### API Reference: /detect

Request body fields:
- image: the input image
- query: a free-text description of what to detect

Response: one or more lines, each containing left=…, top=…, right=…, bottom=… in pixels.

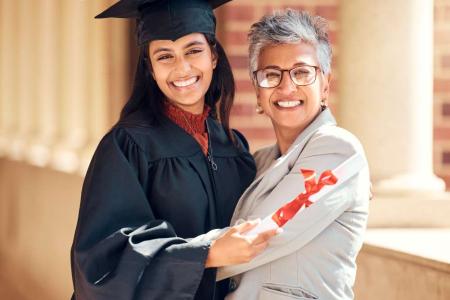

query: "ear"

left=321, top=72, right=331, bottom=100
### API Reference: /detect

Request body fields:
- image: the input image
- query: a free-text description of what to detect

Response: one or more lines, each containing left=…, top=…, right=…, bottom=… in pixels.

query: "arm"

left=72, top=128, right=215, bottom=299
left=71, top=128, right=275, bottom=299
left=217, top=131, right=369, bottom=280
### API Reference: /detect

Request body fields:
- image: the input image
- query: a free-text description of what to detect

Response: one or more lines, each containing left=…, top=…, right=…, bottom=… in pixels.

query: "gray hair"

left=248, top=9, right=332, bottom=76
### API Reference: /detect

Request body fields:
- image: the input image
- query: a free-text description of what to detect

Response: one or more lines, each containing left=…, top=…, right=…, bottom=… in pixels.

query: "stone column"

left=77, top=0, right=133, bottom=175
left=0, top=0, right=18, bottom=157
left=79, top=0, right=113, bottom=175
left=7, top=0, right=37, bottom=161
left=338, top=0, right=445, bottom=195
left=51, top=0, right=89, bottom=173
left=27, top=0, right=59, bottom=167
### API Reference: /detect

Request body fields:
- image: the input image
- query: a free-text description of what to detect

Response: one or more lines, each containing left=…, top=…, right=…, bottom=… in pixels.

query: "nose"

left=277, top=70, right=297, bottom=93
left=174, top=57, right=191, bottom=74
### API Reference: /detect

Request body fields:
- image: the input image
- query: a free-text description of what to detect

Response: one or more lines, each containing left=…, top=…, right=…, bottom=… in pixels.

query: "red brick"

left=331, top=55, right=338, bottom=69
left=330, top=83, right=338, bottom=94
left=315, top=5, right=338, bottom=21
left=434, top=79, right=450, bottom=93
left=225, top=31, right=248, bottom=45
left=282, top=5, right=309, bottom=11
left=240, top=127, right=276, bottom=140
left=236, top=79, right=254, bottom=92
left=443, top=103, right=450, bottom=117
left=231, top=103, right=256, bottom=117
left=441, top=55, right=450, bottom=69
left=434, top=5, right=450, bottom=23
left=225, top=6, right=254, bottom=21
left=328, top=30, right=338, bottom=46
left=443, top=152, right=450, bottom=164
left=229, top=55, right=249, bottom=69
left=434, top=30, right=450, bottom=45
left=329, top=76, right=337, bottom=88
left=434, top=127, right=450, bottom=140
left=263, top=5, right=310, bottom=14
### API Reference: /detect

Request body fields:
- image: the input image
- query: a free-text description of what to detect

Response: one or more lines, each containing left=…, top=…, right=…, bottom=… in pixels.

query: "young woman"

left=70, top=1, right=276, bottom=299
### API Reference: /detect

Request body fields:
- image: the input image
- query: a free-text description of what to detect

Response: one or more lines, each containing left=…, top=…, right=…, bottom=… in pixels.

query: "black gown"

left=70, top=110, right=256, bottom=300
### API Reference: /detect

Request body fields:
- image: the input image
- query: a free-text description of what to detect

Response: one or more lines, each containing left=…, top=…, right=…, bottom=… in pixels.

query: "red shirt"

left=164, top=102, right=210, bottom=155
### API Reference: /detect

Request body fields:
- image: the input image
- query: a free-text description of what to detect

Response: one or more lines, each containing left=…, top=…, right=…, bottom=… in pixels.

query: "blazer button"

left=229, top=279, right=237, bottom=291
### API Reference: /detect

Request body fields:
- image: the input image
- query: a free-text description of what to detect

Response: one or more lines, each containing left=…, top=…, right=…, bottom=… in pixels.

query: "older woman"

left=216, top=9, right=371, bottom=300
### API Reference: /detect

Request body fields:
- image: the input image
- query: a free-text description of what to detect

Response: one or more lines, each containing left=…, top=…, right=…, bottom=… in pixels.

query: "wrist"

left=205, top=240, right=216, bottom=268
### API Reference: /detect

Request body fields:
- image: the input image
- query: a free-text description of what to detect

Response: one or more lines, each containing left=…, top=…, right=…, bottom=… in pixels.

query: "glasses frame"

left=253, top=64, right=321, bottom=88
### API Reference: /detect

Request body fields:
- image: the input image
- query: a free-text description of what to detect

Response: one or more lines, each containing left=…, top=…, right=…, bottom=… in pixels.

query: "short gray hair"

left=248, top=9, right=332, bottom=76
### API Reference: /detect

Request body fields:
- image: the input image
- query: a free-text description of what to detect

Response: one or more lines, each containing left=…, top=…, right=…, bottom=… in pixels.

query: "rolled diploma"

left=244, top=153, right=365, bottom=236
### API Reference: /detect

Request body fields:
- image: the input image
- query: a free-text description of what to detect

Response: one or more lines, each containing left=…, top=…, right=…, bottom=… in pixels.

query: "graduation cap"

left=96, top=0, right=231, bottom=45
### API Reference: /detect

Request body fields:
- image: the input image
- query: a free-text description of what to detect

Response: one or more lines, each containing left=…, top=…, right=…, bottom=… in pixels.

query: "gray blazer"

left=217, top=109, right=370, bottom=300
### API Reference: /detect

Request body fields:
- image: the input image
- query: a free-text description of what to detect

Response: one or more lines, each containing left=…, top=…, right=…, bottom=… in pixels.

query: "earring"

left=256, top=103, right=264, bottom=114
left=320, top=100, right=328, bottom=111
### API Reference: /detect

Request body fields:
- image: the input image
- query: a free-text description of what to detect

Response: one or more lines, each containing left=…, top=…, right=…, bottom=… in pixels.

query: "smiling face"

left=149, top=33, right=217, bottom=114
left=255, top=42, right=330, bottom=135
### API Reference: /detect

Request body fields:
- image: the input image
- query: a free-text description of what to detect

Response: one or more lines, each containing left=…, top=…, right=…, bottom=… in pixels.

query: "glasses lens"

left=290, top=66, right=316, bottom=85
left=256, top=69, right=282, bottom=88
left=290, top=66, right=316, bottom=86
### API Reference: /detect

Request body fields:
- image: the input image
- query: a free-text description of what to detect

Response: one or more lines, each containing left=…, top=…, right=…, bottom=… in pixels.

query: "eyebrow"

left=152, top=40, right=206, bottom=56
left=152, top=47, right=172, bottom=55
left=183, top=40, right=206, bottom=49
left=262, top=62, right=311, bottom=69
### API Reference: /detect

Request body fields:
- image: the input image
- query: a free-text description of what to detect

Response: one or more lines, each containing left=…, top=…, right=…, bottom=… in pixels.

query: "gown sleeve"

left=71, top=127, right=212, bottom=300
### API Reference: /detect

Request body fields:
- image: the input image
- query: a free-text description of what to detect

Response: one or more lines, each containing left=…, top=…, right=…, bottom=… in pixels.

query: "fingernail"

left=276, top=227, right=284, bottom=234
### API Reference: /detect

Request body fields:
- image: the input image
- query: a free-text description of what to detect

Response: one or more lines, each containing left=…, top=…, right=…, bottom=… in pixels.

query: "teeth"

left=173, top=77, right=198, bottom=87
left=276, top=100, right=302, bottom=108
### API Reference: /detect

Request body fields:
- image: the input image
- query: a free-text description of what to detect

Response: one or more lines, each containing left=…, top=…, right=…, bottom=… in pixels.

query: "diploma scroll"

left=244, top=153, right=365, bottom=236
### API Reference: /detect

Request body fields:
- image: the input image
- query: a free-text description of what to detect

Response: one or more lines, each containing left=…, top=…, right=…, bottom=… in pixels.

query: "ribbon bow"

left=271, top=169, right=338, bottom=227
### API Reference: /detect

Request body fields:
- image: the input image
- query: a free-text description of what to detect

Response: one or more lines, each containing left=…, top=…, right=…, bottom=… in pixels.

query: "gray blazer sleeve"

left=217, top=128, right=369, bottom=280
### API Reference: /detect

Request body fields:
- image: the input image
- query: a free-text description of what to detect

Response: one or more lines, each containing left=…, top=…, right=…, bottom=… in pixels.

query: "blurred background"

left=0, top=0, right=449, bottom=299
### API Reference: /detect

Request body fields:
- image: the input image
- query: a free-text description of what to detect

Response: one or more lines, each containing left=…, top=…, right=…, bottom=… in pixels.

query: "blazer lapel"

left=231, top=109, right=337, bottom=223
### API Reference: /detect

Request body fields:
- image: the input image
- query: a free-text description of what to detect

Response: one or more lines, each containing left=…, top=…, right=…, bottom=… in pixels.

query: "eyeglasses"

left=253, top=64, right=320, bottom=88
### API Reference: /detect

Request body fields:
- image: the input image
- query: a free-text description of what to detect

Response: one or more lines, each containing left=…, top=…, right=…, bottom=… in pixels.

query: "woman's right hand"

left=205, top=220, right=279, bottom=268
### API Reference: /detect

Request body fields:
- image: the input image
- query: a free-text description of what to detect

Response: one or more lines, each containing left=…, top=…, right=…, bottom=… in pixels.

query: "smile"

left=171, top=76, right=199, bottom=88
left=274, top=100, right=304, bottom=108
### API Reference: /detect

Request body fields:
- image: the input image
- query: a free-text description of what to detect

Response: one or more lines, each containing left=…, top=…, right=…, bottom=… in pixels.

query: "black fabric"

left=95, top=0, right=232, bottom=45
left=71, top=111, right=256, bottom=300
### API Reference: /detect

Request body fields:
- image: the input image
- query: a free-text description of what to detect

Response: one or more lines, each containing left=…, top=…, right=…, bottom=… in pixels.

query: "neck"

left=273, top=125, right=302, bottom=156
left=166, top=98, right=205, bottom=115
left=274, top=108, right=324, bottom=155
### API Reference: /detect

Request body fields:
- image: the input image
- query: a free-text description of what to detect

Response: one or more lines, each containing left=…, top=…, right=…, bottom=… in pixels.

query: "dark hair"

left=118, top=34, right=236, bottom=143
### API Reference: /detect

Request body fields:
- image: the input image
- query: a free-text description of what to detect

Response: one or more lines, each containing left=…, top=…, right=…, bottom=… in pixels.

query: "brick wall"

left=434, top=0, right=450, bottom=190
left=216, top=0, right=339, bottom=151
left=218, top=0, right=450, bottom=190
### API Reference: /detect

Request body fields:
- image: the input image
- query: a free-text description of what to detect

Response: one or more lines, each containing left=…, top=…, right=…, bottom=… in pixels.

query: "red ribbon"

left=271, top=169, right=338, bottom=227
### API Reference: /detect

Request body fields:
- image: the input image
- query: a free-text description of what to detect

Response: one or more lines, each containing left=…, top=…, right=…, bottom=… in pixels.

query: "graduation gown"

left=70, top=110, right=256, bottom=300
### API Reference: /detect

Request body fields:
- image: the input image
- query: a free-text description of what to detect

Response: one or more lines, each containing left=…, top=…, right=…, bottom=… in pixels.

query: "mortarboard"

left=96, top=0, right=231, bottom=45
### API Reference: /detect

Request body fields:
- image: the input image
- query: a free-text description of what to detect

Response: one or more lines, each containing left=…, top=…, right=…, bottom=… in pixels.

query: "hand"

left=205, top=219, right=279, bottom=268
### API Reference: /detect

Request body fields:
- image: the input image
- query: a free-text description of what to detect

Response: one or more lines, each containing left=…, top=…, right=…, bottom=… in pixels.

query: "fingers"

left=233, top=219, right=261, bottom=234
left=250, top=228, right=279, bottom=245
left=252, top=241, right=268, bottom=256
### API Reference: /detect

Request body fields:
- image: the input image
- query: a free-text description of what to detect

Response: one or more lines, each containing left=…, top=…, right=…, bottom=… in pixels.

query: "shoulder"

left=300, top=125, right=370, bottom=194
left=93, top=126, right=149, bottom=161
left=304, top=125, right=365, bottom=157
